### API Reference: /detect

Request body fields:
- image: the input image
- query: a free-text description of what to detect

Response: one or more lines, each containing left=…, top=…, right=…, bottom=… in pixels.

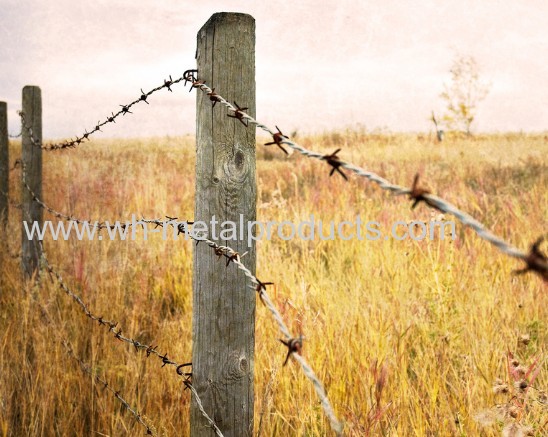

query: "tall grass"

left=0, top=132, right=546, bottom=436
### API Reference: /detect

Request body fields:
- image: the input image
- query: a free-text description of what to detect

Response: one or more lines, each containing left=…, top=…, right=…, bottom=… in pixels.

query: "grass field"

left=0, top=131, right=546, bottom=436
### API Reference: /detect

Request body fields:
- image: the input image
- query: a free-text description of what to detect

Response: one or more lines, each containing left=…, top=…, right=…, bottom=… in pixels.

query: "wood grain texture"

left=192, top=13, right=256, bottom=437
left=21, top=86, right=42, bottom=279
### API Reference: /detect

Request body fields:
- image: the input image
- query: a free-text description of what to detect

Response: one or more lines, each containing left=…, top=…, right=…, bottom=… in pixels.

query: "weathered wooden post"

left=0, top=102, right=8, bottom=226
left=21, top=86, right=42, bottom=279
left=192, top=13, right=256, bottom=436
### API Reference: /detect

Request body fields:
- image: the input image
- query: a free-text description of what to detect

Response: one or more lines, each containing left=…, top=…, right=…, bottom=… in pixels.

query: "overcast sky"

left=1, top=0, right=547, bottom=138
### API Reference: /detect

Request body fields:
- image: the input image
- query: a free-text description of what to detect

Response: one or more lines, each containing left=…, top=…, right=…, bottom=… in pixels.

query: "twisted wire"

left=18, top=75, right=186, bottom=151
left=38, top=244, right=191, bottom=376
left=191, top=78, right=531, bottom=264
left=140, top=218, right=344, bottom=435
left=38, top=305, right=158, bottom=435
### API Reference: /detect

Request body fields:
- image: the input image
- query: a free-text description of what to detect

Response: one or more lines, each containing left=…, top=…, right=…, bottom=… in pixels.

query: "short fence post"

left=0, top=102, right=8, bottom=227
left=192, top=13, right=256, bottom=436
left=21, top=86, right=42, bottom=279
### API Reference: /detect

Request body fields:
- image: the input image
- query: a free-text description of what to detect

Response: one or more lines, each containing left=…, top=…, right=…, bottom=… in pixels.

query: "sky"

left=1, top=0, right=547, bottom=139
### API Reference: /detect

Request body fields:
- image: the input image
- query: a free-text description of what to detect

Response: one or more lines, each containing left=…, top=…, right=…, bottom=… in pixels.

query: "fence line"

left=38, top=305, right=159, bottom=436
left=10, top=63, right=545, bottom=430
left=16, top=164, right=343, bottom=433
left=37, top=241, right=226, bottom=434
left=18, top=75, right=187, bottom=151
left=16, top=170, right=343, bottom=434
left=12, top=69, right=546, bottom=280
left=184, top=70, right=546, bottom=282
left=142, top=220, right=345, bottom=435
left=2, top=48, right=545, bottom=435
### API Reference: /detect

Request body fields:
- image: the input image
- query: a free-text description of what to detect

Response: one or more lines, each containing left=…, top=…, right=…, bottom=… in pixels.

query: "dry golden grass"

left=0, top=131, right=546, bottom=436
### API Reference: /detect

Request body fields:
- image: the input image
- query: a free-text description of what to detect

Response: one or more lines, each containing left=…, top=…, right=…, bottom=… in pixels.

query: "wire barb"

left=513, top=236, right=548, bottom=282
left=255, top=279, right=274, bottom=305
left=264, top=126, right=289, bottom=155
left=207, top=88, right=222, bottom=108
left=227, top=102, right=249, bottom=127
left=321, top=148, right=348, bottom=180
left=279, top=336, right=303, bottom=367
left=18, top=74, right=186, bottom=151
left=407, top=173, right=438, bottom=210
left=189, top=76, right=538, bottom=281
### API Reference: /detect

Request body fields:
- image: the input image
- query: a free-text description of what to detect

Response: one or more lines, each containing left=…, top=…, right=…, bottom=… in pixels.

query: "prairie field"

left=0, top=131, right=546, bottom=436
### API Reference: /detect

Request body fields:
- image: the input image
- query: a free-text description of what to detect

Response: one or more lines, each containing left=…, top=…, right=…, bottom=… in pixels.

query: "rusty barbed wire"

left=141, top=214, right=344, bottom=435
left=9, top=131, right=22, bottom=139
left=65, top=343, right=158, bottom=436
left=36, top=242, right=225, bottom=435
left=17, top=161, right=200, bottom=241
left=17, top=177, right=342, bottom=430
left=186, top=70, right=546, bottom=280
left=209, top=240, right=344, bottom=434
left=18, top=75, right=186, bottom=151
left=37, top=244, right=192, bottom=378
left=37, top=305, right=158, bottom=436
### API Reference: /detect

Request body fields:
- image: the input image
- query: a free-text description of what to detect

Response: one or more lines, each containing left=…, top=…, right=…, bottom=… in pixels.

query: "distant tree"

left=430, top=111, right=444, bottom=142
left=440, top=54, right=490, bottom=135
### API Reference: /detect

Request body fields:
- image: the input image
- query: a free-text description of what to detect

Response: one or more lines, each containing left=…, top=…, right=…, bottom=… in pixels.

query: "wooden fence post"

left=0, top=102, right=8, bottom=226
left=192, top=13, right=256, bottom=436
left=21, top=86, right=42, bottom=279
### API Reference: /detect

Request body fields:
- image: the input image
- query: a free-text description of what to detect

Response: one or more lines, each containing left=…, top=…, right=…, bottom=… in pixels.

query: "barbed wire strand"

left=38, top=305, right=158, bottom=436
left=37, top=244, right=191, bottom=377
left=22, top=213, right=169, bottom=436
left=18, top=75, right=185, bottom=151
left=17, top=200, right=219, bottom=435
left=139, top=219, right=344, bottom=435
left=17, top=163, right=349, bottom=434
left=188, top=74, right=535, bottom=269
left=35, top=241, right=223, bottom=435
left=9, top=131, right=22, bottom=139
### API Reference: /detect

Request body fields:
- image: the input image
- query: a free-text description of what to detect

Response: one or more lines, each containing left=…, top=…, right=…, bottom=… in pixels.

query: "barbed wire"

left=38, top=243, right=192, bottom=378
left=10, top=187, right=223, bottom=437
left=65, top=343, right=158, bottom=435
left=184, top=69, right=547, bottom=282
left=38, top=305, right=158, bottom=436
left=18, top=75, right=186, bottom=151
left=16, top=160, right=154, bottom=231
left=9, top=131, right=22, bottom=139
left=137, top=217, right=344, bottom=435
left=36, top=243, right=223, bottom=434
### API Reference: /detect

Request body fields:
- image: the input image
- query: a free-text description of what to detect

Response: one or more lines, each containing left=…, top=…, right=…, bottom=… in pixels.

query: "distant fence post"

left=192, top=13, right=256, bottom=436
left=21, top=86, right=42, bottom=279
left=0, top=102, right=8, bottom=226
